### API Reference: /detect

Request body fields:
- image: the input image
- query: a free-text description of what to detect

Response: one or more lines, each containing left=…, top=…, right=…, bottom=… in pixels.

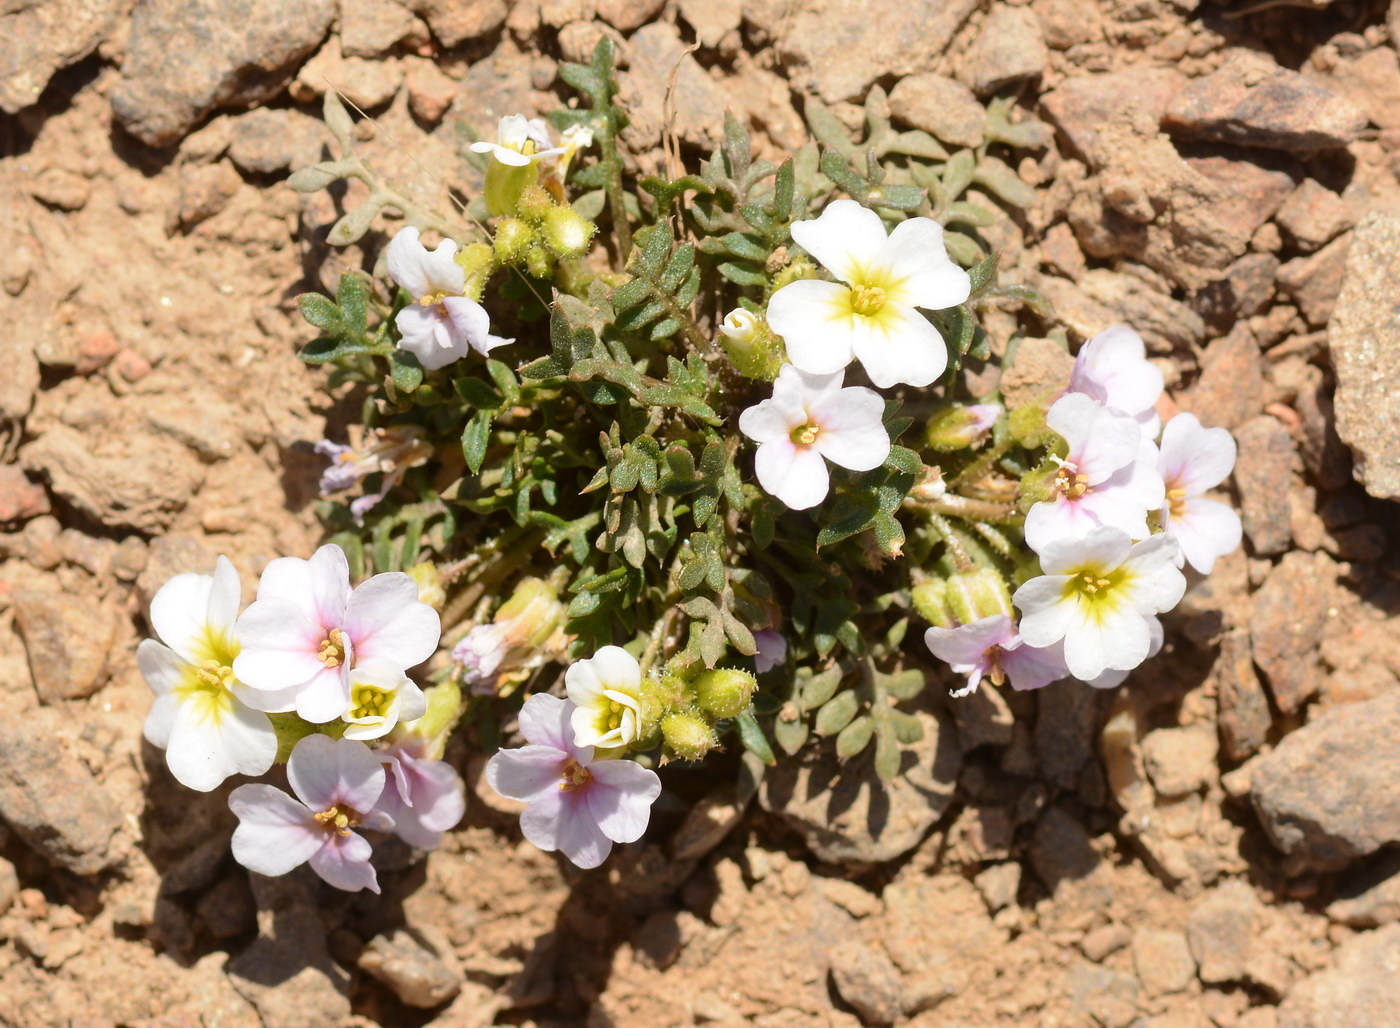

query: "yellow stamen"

left=349, top=684, right=390, bottom=721
left=314, top=804, right=359, bottom=836
left=559, top=758, right=593, bottom=792
left=418, top=291, right=450, bottom=307
left=317, top=629, right=347, bottom=668
left=1167, top=485, right=1188, bottom=519
left=791, top=422, right=821, bottom=446
left=850, top=284, right=887, bottom=317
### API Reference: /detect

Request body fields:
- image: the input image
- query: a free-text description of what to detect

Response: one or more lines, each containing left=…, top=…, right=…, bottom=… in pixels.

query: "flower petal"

left=208, top=556, right=243, bottom=641
left=144, top=692, right=179, bottom=750
left=387, top=225, right=463, bottom=299
left=150, top=571, right=220, bottom=665
left=486, top=745, right=568, bottom=800
left=811, top=385, right=890, bottom=471
left=1035, top=525, right=1132, bottom=577
left=1117, top=533, right=1187, bottom=613
left=1000, top=640, right=1069, bottom=692
left=165, top=698, right=277, bottom=792
left=1170, top=496, right=1242, bottom=575
left=790, top=198, right=892, bottom=283
left=1012, top=575, right=1078, bottom=647
left=1063, top=602, right=1150, bottom=681
left=585, top=760, right=662, bottom=844
left=849, top=302, right=949, bottom=388
left=232, top=599, right=327, bottom=691
left=1160, top=413, right=1237, bottom=494
left=738, top=396, right=806, bottom=445
left=287, top=734, right=385, bottom=813
left=1069, top=325, right=1163, bottom=418
left=229, top=784, right=323, bottom=876
left=925, top=615, right=1015, bottom=668
left=766, top=280, right=858, bottom=375
left=442, top=296, right=513, bottom=357
left=878, top=217, right=971, bottom=311
left=309, top=832, right=379, bottom=893
left=344, top=573, right=440, bottom=670
left=138, top=639, right=184, bottom=698
left=754, top=439, right=830, bottom=510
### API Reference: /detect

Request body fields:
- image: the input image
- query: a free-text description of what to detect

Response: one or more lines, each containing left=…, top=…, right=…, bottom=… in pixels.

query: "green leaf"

left=800, top=666, right=843, bottom=712
left=814, top=690, right=860, bottom=737
left=873, top=718, right=902, bottom=781
left=462, top=409, right=491, bottom=474
left=881, top=669, right=925, bottom=701
left=774, top=714, right=810, bottom=756
left=735, top=710, right=775, bottom=766
left=835, top=715, right=874, bottom=759
left=389, top=350, right=424, bottom=393
left=455, top=376, right=503, bottom=409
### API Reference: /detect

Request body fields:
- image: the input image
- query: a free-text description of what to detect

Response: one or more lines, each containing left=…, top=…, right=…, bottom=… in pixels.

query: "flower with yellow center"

left=564, top=645, right=645, bottom=749
left=138, top=556, right=277, bottom=792
left=341, top=660, right=426, bottom=741
left=1013, top=528, right=1185, bottom=682
left=765, top=199, right=971, bottom=388
left=1156, top=413, right=1242, bottom=574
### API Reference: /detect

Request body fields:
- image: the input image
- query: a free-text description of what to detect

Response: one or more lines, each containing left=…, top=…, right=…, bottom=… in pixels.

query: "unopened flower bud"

left=693, top=668, right=757, bottom=720
left=1017, top=456, right=1062, bottom=511
left=541, top=206, right=596, bottom=258
left=1009, top=404, right=1056, bottom=449
left=718, top=308, right=785, bottom=380
left=945, top=567, right=1014, bottom=625
left=639, top=668, right=693, bottom=737
left=925, top=404, right=1001, bottom=452
left=771, top=256, right=817, bottom=292
left=523, top=245, right=553, bottom=279
left=493, top=217, right=534, bottom=264
left=911, top=578, right=957, bottom=628
left=454, top=242, right=495, bottom=301
left=406, top=562, right=446, bottom=610
left=661, top=710, right=718, bottom=762
left=516, top=183, right=555, bottom=223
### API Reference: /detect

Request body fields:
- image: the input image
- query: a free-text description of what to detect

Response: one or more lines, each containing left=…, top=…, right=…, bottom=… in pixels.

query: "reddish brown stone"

left=1250, top=551, right=1334, bottom=715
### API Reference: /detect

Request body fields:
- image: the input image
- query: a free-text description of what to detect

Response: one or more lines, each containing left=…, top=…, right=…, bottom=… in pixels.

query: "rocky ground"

left=3, top=0, right=1400, bottom=1025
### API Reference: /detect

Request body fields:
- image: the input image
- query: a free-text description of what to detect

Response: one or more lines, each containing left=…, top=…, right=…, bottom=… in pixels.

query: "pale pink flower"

left=374, top=739, right=466, bottom=850
left=233, top=544, right=440, bottom=724
left=738, top=364, right=891, bottom=510
left=388, top=226, right=512, bottom=371
left=753, top=629, right=788, bottom=674
left=1014, top=528, right=1186, bottom=682
left=924, top=614, right=1069, bottom=697
left=228, top=735, right=393, bottom=894
left=315, top=425, right=433, bottom=522
left=1024, top=393, right=1164, bottom=553
left=485, top=694, right=661, bottom=870
left=1158, top=413, right=1242, bottom=574
left=766, top=199, right=970, bottom=388
left=1069, top=325, right=1164, bottom=437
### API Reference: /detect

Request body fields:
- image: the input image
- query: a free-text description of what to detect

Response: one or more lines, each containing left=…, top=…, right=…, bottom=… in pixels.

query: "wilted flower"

left=229, top=734, right=393, bottom=893
left=1013, top=528, right=1186, bottom=682
left=564, top=645, right=644, bottom=749
left=315, top=425, right=433, bottom=522
left=1069, top=325, right=1164, bottom=437
left=1158, top=413, right=1242, bottom=575
left=924, top=614, right=1068, bottom=697
left=233, top=544, right=440, bottom=724
left=451, top=577, right=569, bottom=694
left=766, top=199, right=970, bottom=388
left=738, top=364, right=890, bottom=510
left=341, top=660, right=426, bottom=741
left=374, top=738, right=466, bottom=850
left=485, top=694, right=662, bottom=869
left=1024, top=393, right=1163, bottom=553
left=139, top=556, right=277, bottom=792
left=752, top=629, right=788, bottom=673
left=387, top=226, right=513, bottom=370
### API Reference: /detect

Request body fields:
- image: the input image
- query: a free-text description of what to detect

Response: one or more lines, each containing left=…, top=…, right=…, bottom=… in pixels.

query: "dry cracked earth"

left=4, top=0, right=1400, bottom=1025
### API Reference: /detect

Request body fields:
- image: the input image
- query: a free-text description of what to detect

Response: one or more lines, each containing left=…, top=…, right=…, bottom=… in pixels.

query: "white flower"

left=1069, top=325, right=1164, bottom=437
left=1086, top=616, right=1164, bottom=689
left=1024, top=393, right=1164, bottom=553
left=554, top=123, right=594, bottom=179
left=738, top=364, right=891, bottom=510
left=341, top=659, right=427, bottom=741
left=1158, top=413, right=1243, bottom=574
left=387, top=226, right=513, bottom=371
left=564, top=646, right=644, bottom=749
left=719, top=308, right=758, bottom=347
left=1013, top=528, right=1186, bottom=682
left=469, top=115, right=564, bottom=167
left=924, top=614, right=1068, bottom=697
left=765, top=199, right=970, bottom=388
left=138, top=556, right=277, bottom=792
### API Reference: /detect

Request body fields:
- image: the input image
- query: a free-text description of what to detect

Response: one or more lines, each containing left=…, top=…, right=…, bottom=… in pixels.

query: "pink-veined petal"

left=849, top=302, right=949, bottom=388
left=287, top=734, right=385, bottom=813
left=344, top=573, right=440, bottom=670
left=1047, top=394, right=1140, bottom=484
left=1000, top=639, right=1069, bottom=691
left=585, top=760, right=662, bottom=844
left=754, top=439, right=830, bottom=510
left=767, top=280, right=858, bottom=375
left=486, top=745, right=568, bottom=801
left=228, top=784, right=323, bottom=876
left=811, top=385, right=890, bottom=471
left=516, top=693, right=584, bottom=755
left=1070, top=325, right=1162, bottom=418
left=309, top=831, right=379, bottom=893
left=1023, top=495, right=1108, bottom=554
left=878, top=217, right=971, bottom=311
left=790, top=198, right=892, bottom=283
left=1160, top=413, right=1237, bottom=494
left=924, top=615, right=1017, bottom=668
left=231, top=598, right=327, bottom=691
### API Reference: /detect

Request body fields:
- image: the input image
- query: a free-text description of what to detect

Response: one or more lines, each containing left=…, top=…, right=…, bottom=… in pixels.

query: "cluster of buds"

left=138, top=546, right=465, bottom=893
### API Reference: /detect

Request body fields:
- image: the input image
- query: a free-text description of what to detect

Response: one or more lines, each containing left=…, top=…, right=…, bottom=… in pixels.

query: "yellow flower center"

left=317, top=628, right=347, bottom=668
left=1166, top=485, right=1188, bottom=519
left=418, top=291, right=450, bottom=307
left=850, top=284, right=887, bottom=317
left=559, top=758, right=593, bottom=792
left=195, top=660, right=236, bottom=691
left=790, top=422, right=821, bottom=446
left=1055, top=464, right=1092, bottom=500
left=314, top=804, right=359, bottom=836
left=349, top=683, right=391, bottom=721
left=1077, top=573, right=1113, bottom=595
left=986, top=648, right=1005, bottom=687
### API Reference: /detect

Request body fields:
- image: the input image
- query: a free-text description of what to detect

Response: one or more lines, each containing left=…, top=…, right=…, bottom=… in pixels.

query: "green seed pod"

left=523, top=245, right=553, bottom=279
left=639, top=668, right=692, bottom=737
left=516, top=183, right=555, bottom=223
left=661, top=710, right=718, bottom=762
left=693, top=668, right=757, bottom=720
left=911, top=578, right=957, bottom=628
left=541, top=206, right=597, bottom=258
left=945, top=567, right=1014, bottom=624
left=492, top=217, right=534, bottom=264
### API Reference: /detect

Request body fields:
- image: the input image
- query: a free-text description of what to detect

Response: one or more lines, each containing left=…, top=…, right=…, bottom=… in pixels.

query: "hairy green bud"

left=693, top=668, right=757, bottom=720
left=493, top=217, right=534, bottom=264
left=454, top=242, right=495, bottom=302
left=523, top=245, right=553, bottom=279
left=541, top=206, right=597, bottom=259
left=639, top=669, right=693, bottom=737
left=1018, top=456, right=1062, bottom=512
left=394, top=678, right=463, bottom=760
left=1009, top=405, right=1056, bottom=449
left=516, top=183, right=555, bottom=223
left=911, top=578, right=956, bottom=628
left=925, top=404, right=1001, bottom=452
left=945, top=567, right=1013, bottom=625
left=718, top=308, right=785, bottom=381
left=771, top=256, right=816, bottom=292
left=661, top=710, right=718, bottom=762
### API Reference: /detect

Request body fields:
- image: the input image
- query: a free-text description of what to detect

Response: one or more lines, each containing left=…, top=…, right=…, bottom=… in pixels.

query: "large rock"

left=358, top=928, right=463, bottom=1008
left=776, top=0, right=979, bottom=103
left=111, top=0, right=335, bottom=147
left=889, top=73, right=986, bottom=149
left=0, top=715, right=122, bottom=874
left=1250, top=551, right=1331, bottom=714
left=12, top=588, right=119, bottom=703
left=1327, top=851, right=1400, bottom=928
left=1329, top=212, right=1400, bottom=501
left=759, top=707, right=961, bottom=864
left=1232, top=415, right=1296, bottom=557
left=1250, top=692, right=1400, bottom=868
left=1179, top=323, right=1268, bottom=431
left=956, top=3, right=1047, bottom=97
left=1278, top=924, right=1400, bottom=1028
left=0, top=0, right=126, bottom=114
left=1041, top=68, right=1187, bottom=167
left=1187, top=880, right=1257, bottom=984
left=1163, top=49, right=1367, bottom=151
